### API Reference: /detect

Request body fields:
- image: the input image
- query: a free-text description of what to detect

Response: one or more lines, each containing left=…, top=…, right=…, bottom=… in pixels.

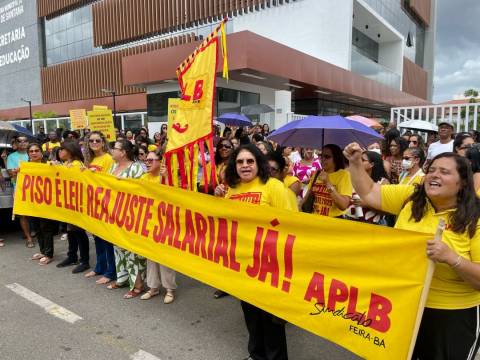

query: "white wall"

left=231, top=0, right=354, bottom=70
left=378, top=40, right=403, bottom=74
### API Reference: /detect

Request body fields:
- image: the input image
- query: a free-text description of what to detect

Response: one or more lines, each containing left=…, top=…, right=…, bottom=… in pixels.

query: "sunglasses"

left=459, top=144, right=472, bottom=150
left=409, top=140, right=417, bottom=144
left=89, top=139, right=102, bottom=143
left=29, top=149, right=40, bottom=153
left=145, top=158, right=160, bottom=163
left=218, top=144, right=232, bottom=150
left=321, top=154, right=332, bottom=159
left=269, top=166, right=280, bottom=173
left=236, top=158, right=255, bottom=165
left=17, top=139, right=28, bottom=143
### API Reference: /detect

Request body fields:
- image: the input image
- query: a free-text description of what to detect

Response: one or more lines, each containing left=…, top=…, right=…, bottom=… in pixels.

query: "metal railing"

left=391, top=103, right=480, bottom=133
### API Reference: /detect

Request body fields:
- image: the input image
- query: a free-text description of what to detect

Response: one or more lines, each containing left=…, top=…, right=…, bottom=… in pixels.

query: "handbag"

left=301, top=170, right=320, bottom=213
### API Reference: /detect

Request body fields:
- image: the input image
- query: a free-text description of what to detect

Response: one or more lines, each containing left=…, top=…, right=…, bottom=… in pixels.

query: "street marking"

left=5, top=283, right=83, bottom=324
left=130, top=350, right=162, bottom=360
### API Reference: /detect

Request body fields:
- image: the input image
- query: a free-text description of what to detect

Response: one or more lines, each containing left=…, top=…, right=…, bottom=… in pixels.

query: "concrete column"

left=274, top=90, right=292, bottom=130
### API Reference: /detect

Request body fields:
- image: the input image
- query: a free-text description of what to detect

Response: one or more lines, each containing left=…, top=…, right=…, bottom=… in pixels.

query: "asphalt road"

left=0, top=219, right=359, bottom=360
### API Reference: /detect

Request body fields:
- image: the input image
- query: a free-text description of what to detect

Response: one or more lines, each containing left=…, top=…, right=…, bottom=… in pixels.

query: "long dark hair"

left=409, top=152, right=480, bottom=237
left=466, top=144, right=480, bottom=173
left=364, top=151, right=387, bottom=182
left=214, top=138, right=234, bottom=164
left=225, top=144, right=270, bottom=188
left=453, top=132, right=474, bottom=153
left=323, top=144, right=345, bottom=171
left=60, top=140, right=84, bottom=162
left=116, top=139, right=136, bottom=161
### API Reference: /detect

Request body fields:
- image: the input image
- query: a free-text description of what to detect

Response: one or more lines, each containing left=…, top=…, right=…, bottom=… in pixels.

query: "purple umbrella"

left=267, top=115, right=383, bottom=148
left=216, top=113, right=252, bottom=127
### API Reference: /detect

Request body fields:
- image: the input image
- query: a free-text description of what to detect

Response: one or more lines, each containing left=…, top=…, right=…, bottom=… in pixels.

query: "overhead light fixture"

left=315, top=90, right=331, bottom=95
left=284, top=83, right=303, bottom=89
left=241, top=72, right=266, bottom=80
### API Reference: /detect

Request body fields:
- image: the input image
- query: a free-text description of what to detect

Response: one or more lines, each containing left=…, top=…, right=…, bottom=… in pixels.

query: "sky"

left=433, top=0, right=480, bottom=103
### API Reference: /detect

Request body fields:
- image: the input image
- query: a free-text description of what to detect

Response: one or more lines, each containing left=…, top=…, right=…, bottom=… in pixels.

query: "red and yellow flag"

left=165, top=19, right=228, bottom=191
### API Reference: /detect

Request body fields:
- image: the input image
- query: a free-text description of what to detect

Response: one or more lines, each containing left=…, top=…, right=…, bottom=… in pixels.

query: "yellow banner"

left=14, top=163, right=433, bottom=360
left=166, top=36, right=218, bottom=152
left=69, top=109, right=87, bottom=130
left=87, top=109, right=115, bottom=141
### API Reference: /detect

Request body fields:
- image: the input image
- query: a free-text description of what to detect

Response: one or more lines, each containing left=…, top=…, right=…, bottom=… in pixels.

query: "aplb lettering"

left=304, top=272, right=392, bottom=333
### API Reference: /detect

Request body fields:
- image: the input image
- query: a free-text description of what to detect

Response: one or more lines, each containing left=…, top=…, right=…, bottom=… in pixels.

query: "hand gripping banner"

left=14, top=163, right=433, bottom=359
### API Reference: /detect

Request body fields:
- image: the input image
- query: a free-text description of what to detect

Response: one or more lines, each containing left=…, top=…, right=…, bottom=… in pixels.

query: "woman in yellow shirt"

left=83, top=132, right=116, bottom=285
left=55, top=141, right=91, bottom=274
left=345, top=142, right=480, bottom=359
left=304, top=144, right=352, bottom=217
left=398, top=147, right=425, bottom=186
left=139, top=149, right=177, bottom=304
left=215, top=144, right=289, bottom=360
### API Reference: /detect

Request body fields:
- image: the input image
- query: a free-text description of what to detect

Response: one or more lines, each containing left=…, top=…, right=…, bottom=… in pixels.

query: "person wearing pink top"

left=292, top=148, right=321, bottom=186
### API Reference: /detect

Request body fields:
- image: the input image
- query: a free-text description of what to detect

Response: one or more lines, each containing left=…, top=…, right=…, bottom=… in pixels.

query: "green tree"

left=461, top=89, right=479, bottom=128
left=33, top=111, right=57, bottom=119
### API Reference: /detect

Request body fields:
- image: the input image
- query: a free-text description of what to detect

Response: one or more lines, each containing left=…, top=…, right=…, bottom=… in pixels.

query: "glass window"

left=124, top=115, right=143, bottom=131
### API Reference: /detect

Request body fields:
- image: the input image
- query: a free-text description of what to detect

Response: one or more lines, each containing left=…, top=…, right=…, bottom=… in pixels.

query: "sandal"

left=124, top=288, right=144, bottom=299
left=26, top=241, right=35, bottom=248
left=39, top=256, right=53, bottom=265
left=140, top=289, right=160, bottom=300
left=164, top=291, right=175, bottom=304
left=31, top=253, right=44, bottom=260
left=0, top=239, right=4, bottom=247
left=107, top=282, right=128, bottom=290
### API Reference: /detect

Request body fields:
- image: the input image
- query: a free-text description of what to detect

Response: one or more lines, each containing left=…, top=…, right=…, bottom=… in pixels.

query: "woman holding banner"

left=28, top=142, right=56, bottom=265
left=345, top=142, right=480, bottom=360
left=139, top=149, right=177, bottom=303
left=55, top=141, right=91, bottom=274
left=215, top=143, right=290, bottom=360
left=107, top=139, right=146, bottom=299
left=83, top=131, right=116, bottom=285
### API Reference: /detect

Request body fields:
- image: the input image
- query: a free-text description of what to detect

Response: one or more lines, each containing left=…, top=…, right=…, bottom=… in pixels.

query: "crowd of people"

left=2, top=119, right=480, bottom=360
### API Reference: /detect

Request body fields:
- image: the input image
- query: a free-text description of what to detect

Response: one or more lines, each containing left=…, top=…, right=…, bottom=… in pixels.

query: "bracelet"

left=451, top=255, right=463, bottom=269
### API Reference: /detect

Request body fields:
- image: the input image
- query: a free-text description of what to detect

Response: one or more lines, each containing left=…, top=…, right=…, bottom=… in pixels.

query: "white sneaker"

left=60, top=233, right=68, bottom=241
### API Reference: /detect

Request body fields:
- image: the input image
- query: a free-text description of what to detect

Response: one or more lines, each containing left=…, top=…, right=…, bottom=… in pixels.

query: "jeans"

left=93, top=236, right=116, bottom=280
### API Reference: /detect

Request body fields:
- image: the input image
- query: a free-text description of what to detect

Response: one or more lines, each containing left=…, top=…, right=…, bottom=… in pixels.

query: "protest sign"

left=14, top=163, right=432, bottom=359
left=69, top=109, right=87, bottom=130
left=87, top=108, right=115, bottom=140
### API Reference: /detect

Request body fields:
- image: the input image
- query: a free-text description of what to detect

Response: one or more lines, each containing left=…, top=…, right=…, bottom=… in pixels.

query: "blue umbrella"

left=216, top=113, right=252, bottom=127
left=267, top=115, right=383, bottom=148
left=12, top=124, right=34, bottom=138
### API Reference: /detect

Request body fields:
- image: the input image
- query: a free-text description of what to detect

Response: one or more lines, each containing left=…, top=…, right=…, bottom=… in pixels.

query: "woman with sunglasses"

left=27, top=143, right=56, bottom=265
left=139, top=149, right=177, bottom=303
left=398, top=147, right=425, bottom=186
left=345, top=142, right=480, bottom=359
left=453, top=132, right=475, bottom=157
left=408, top=134, right=426, bottom=154
left=55, top=141, right=91, bottom=274
left=136, top=145, right=148, bottom=171
left=215, top=143, right=290, bottom=360
left=107, top=139, right=146, bottom=299
left=302, top=144, right=352, bottom=217
left=83, top=132, right=116, bottom=284
left=199, top=139, right=234, bottom=195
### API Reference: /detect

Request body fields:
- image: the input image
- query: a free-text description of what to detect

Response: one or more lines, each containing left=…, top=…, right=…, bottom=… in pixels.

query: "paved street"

left=0, top=222, right=358, bottom=360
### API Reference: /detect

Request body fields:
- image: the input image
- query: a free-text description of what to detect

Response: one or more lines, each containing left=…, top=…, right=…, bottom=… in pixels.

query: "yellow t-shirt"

left=381, top=184, right=480, bottom=309
left=141, top=173, right=161, bottom=184
left=309, top=169, right=352, bottom=217
left=285, top=185, right=298, bottom=212
left=284, top=175, right=300, bottom=189
left=88, top=153, right=114, bottom=173
left=399, top=170, right=425, bottom=185
left=65, top=160, right=83, bottom=169
left=41, top=141, right=61, bottom=152
left=226, top=177, right=289, bottom=210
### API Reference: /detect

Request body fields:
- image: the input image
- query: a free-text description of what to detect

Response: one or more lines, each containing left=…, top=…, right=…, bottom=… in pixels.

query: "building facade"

left=0, top=0, right=435, bottom=132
